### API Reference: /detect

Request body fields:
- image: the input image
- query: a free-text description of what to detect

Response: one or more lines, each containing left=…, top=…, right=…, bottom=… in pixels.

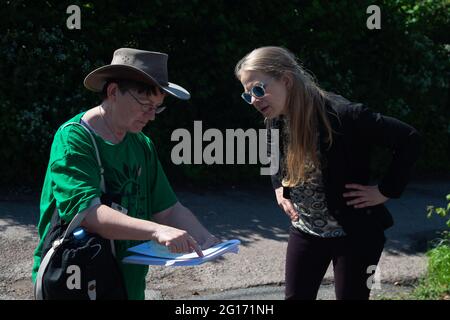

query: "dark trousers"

left=285, top=226, right=385, bottom=300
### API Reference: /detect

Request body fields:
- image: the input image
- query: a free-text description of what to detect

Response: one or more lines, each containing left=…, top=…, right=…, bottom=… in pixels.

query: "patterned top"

left=289, top=153, right=346, bottom=238
left=271, top=117, right=346, bottom=238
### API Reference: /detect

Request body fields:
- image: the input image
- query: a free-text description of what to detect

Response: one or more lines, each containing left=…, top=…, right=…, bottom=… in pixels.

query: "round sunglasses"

left=241, top=82, right=266, bottom=104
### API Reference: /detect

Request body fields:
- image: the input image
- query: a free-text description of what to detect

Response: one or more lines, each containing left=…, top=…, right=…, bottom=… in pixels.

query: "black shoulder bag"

left=34, top=122, right=128, bottom=300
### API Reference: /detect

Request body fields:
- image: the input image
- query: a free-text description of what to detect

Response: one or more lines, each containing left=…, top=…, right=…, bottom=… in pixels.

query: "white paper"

left=122, top=239, right=240, bottom=266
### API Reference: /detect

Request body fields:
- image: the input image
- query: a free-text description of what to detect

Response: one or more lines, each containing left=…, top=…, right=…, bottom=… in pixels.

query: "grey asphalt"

left=0, top=178, right=448, bottom=300
left=145, top=178, right=449, bottom=300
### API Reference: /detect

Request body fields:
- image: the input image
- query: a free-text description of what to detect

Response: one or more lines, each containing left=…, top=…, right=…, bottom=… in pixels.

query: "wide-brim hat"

left=84, top=48, right=190, bottom=100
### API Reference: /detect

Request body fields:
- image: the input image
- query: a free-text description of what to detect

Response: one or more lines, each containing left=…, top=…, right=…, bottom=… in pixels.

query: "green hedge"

left=1, top=0, right=448, bottom=187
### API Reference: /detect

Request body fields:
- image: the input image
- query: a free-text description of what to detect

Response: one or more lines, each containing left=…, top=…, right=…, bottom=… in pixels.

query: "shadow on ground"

left=1, top=180, right=448, bottom=255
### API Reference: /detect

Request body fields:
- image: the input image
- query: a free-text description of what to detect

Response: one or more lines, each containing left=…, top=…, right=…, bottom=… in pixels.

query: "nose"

left=251, top=96, right=263, bottom=106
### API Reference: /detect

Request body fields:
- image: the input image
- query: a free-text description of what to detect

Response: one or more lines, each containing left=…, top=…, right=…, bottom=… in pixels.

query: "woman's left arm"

left=343, top=105, right=421, bottom=207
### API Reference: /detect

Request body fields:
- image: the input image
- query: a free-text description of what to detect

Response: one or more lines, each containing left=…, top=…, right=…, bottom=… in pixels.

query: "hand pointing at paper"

left=152, top=202, right=220, bottom=257
left=152, top=224, right=204, bottom=257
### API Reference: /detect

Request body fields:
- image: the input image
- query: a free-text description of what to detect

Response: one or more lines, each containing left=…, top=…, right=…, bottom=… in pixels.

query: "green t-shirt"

left=32, top=112, right=177, bottom=300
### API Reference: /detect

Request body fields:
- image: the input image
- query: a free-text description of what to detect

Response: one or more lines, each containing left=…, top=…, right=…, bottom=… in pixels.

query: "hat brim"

left=84, top=64, right=190, bottom=100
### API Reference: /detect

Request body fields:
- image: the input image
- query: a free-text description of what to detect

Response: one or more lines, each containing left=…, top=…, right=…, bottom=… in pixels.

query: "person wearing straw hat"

left=32, top=48, right=219, bottom=300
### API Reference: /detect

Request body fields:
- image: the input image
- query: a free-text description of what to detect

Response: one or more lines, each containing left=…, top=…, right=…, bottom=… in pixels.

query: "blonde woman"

left=235, top=46, right=420, bottom=300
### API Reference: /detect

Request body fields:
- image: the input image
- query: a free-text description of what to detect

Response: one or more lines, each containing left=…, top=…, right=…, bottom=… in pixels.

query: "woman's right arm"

left=275, top=186, right=299, bottom=221
left=267, top=118, right=299, bottom=222
left=80, top=204, right=203, bottom=255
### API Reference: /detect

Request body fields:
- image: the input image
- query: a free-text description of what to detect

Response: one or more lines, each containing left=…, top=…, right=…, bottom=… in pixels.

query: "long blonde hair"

left=235, top=46, right=334, bottom=187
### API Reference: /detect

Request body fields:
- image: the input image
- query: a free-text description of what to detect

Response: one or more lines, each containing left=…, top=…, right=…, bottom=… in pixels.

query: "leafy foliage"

left=413, top=194, right=450, bottom=299
left=0, top=0, right=448, bottom=187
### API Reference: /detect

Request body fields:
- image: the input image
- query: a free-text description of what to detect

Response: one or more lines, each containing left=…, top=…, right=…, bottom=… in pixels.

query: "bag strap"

left=34, top=220, right=57, bottom=300
left=70, top=121, right=116, bottom=256
left=34, top=120, right=112, bottom=300
left=59, top=121, right=106, bottom=236
left=63, top=121, right=106, bottom=193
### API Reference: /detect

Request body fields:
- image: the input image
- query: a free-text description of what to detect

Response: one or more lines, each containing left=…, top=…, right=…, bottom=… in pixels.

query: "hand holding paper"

left=122, top=239, right=241, bottom=266
left=152, top=224, right=204, bottom=257
left=199, top=234, right=221, bottom=250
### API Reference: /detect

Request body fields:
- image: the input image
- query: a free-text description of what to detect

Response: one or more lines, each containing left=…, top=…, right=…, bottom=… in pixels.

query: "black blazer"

left=269, top=94, right=421, bottom=235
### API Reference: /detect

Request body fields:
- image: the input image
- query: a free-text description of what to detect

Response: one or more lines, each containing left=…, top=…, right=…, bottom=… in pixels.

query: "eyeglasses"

left=127, top=90, right=166, bottom=114
left=241, top=82, right=266, bottom=104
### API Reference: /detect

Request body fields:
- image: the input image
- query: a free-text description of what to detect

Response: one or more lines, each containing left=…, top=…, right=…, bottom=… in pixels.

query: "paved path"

left=0, top=179, right=448, bottom=300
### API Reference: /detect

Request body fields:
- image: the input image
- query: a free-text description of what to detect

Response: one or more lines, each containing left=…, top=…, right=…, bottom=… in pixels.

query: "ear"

left=107, top=82, right=119, bottom=101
